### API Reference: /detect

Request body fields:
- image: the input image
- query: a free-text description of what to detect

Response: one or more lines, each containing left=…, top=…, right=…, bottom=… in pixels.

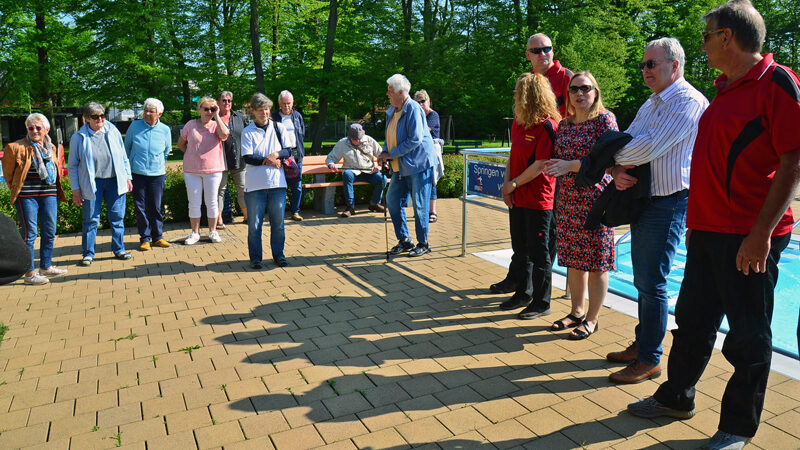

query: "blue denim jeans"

left=342, top=169, right=387, bottom=206
left=132, top=173, right=165, bottom=243
left=631, top=191, right=688, bottom=366
left=245, top=188, right=286, bottom=264
left=15, top=195, right=58, bottom=272
left=287, top=160, right=303, bottom=214
left=82, top=177, right=127, bottom=258
left=387, top=167, right=433, bottom=244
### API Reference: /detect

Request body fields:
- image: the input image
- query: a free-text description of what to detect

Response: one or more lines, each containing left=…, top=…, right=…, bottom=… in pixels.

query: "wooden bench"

left=301, top=155, right=386, bottom=215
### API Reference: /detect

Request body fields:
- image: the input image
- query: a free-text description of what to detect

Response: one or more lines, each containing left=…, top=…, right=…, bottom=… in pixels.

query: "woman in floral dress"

left=544, top=71, right=618, bottom=340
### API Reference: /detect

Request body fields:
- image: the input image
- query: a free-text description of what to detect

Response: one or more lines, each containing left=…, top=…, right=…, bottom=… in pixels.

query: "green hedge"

left=1, top=158, right=467, bottom=234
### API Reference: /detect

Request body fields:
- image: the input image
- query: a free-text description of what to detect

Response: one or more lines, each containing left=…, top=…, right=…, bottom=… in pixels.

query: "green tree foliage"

left=0, top=0, right=798, bottom=141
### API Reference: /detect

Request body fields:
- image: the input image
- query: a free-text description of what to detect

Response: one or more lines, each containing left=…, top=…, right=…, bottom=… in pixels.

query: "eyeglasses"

left=637, top=59, right=666, bottom=71
left=702, top=28, right=726, bottom=42
left=220, top=99, right=232, bottom=103
left=568, top=85, right=595, bottom=94
left=527, top=46, right=552, bottom=55
left=89, top=114, right=105, bottom=120
left=27, top=125, right=43, bottom=131
left=417, top=99, right=427, bottom=104
left=203, top=107, right=218, bottom=113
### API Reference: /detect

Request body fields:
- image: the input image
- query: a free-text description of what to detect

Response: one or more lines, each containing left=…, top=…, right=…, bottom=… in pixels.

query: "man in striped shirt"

left=605, top=38, right=709, bottom=384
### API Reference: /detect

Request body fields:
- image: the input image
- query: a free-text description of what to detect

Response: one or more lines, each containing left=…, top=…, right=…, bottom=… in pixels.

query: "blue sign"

left=467, top=160, right=505, bottom=198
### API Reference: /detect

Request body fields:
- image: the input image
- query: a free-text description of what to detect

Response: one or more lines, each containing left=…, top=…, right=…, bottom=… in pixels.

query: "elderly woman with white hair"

left=379, top=74, right=437, bottom=257
left=2, top=113, right=68, bottom=284
left=69, top=102, right=134, bottom=266
left=124, top=98, right=172, bottom=251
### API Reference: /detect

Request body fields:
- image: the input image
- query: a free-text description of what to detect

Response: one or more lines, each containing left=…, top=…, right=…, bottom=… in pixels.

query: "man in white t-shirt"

left=272, top=90, right=306, bottom=221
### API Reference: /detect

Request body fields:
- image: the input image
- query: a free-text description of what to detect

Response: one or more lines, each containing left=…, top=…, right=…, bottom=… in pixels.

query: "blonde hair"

left=566, top=71, right=607, bottom=122
left=413, top=89, right=431, bottom=106
left=513, top=73, right=562, bottom=128
left=197, top=96, right=218, bottom=111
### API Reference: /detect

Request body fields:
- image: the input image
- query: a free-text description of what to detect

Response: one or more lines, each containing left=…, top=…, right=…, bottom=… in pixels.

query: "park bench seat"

left=301, top=155, right=386, bottom=214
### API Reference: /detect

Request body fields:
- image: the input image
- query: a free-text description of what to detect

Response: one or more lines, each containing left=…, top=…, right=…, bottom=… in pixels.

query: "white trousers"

left=184, top=172, right=224, bottom=219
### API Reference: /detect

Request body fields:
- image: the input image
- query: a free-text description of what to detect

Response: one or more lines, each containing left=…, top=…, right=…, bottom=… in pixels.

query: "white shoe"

left=208, top=230, right=222, bottom=243
left=24, top=273, right=49, bottom=285
left=40, top=266, right=67, bottom=277
left=184, top=232, right=201, bottom=245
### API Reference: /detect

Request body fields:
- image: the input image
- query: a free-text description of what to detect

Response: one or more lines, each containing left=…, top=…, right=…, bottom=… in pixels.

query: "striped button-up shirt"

left=614, top=77, right=709, bottom=196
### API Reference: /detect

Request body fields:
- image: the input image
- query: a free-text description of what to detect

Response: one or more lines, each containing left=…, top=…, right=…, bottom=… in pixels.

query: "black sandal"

left=551, top=313, right=586, bottom=331
left=568, top=320, right=599, bottom=340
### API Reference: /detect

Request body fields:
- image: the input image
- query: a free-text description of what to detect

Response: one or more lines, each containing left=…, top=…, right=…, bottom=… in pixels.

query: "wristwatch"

left=511, top=179, right=517, bottom=189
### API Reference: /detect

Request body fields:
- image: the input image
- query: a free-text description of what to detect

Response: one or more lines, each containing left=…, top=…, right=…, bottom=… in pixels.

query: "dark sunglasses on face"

left=568, top=85, right=595, bottom=94
left=220, top=99, right=232, bottom=103
left=637, top=59, right=666, bottom=71
left=27, top=125, right=43, bottom=131
left=417, top=99, right=427, bottom=104
left=89, top=114, right=105, bottom=120
left=527, top=46, right=552, bottom=55
left=203, top=107, right=218, bottom=113
left=702, top=28, right=726, bottom=42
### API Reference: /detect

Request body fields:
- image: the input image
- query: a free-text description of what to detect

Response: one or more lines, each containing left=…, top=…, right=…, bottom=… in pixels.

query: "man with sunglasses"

left=489, top=33, right=573, bottom=295
left=627, top=1, right=800, bottom=449
left=604, top=38, right=708, bottom=385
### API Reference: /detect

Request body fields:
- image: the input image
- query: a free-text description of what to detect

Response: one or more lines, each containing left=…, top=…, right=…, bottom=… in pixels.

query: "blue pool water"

left=554, top=236, right=800, bottom=359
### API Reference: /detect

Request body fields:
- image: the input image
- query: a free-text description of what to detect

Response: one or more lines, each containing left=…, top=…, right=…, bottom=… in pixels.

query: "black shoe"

left=274, top=257, right=288, bottom=267
left=389, top=239, right=415, bottom=255
left=490, top=278, right=517, bottom=294
left=114, top=251, right=132, bottom=260
left=518, top=306, right=552, bottom=320
left=408, top=243, right=431, bottom=257
left=499, top=294, right=532, bottom=311
left=250, top=262, right=263, bottom=270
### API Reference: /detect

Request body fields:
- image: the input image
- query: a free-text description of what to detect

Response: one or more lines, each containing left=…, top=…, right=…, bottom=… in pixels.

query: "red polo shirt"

left=509, top=117, right=558, bottom=210
left=533, top=60, right=573, bottom=117
left=688, top=54, right=800, bottom=236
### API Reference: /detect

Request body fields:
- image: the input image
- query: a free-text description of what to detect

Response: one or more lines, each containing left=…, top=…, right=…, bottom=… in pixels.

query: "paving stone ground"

left=1, top=197, right=799, bottom=449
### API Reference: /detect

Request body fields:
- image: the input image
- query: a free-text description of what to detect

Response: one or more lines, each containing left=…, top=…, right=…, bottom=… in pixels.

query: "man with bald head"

left=490, top=33, right=573, bottom=297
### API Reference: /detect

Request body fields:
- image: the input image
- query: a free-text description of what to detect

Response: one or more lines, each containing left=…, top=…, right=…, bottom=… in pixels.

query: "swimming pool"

left=554, top=235, right=800, bottom=359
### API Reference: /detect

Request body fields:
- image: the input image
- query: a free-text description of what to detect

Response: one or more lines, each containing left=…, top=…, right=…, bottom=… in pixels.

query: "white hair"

left=386, top=74, right=411, bottom=94
left=143, top=98, right=164, bottom=114
left=645, top=37, right=686, bottom=75
left=278, top=90, right=293, bottom=102
left=25, top=113, right=51, bottom=130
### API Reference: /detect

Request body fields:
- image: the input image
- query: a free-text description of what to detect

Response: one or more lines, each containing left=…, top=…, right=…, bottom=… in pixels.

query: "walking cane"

left=381, top=161, right=392, bottom=262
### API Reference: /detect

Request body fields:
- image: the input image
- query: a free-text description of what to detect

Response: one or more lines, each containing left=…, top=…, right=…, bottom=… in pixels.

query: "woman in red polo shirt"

left=498, top=73, right=561, bottom=320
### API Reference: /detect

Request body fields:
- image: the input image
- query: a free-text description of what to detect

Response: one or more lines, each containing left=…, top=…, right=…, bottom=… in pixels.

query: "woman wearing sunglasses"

left=69, top=103, right=134, bottom=266
left=2, top=114, right=68, bottom=284
left=544, top=72, right=618, bottom=340
left=177, top=96, right=230, bottom=245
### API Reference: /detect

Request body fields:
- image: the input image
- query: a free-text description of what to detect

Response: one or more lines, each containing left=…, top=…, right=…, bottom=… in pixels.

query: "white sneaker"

left=24, top=273, right=49, bottom=285
left=184, top=232, right=201, bottom=245
left=208, top=230, right=222, bottom=243
left=40, top=266, right=67, bottom=278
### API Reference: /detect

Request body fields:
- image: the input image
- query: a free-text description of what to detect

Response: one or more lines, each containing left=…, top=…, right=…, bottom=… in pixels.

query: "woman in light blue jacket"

left=68, top=102, right=133, bottom=266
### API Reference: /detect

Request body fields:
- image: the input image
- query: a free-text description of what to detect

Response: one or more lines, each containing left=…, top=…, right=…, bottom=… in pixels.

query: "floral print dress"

left=553, top=111, right=617, bottom=272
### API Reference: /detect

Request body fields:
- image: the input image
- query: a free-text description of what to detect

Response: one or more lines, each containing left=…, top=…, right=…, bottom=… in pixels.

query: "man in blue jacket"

left=272, top=90, right=305, bottom=221
left=379, top=74, right=437, bottom=257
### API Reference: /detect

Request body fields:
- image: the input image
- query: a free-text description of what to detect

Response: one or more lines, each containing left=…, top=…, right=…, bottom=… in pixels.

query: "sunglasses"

left=568, top=85, right=595, bottom=94
left=417, top=99, right=427, bottom=104
left=27, top=125, right=44, bottom=131
left=203, top=107, right=218, bottom=113
left=220, top=99, right=232, bottom=103
left=527, top=46, right=552, bottom=55
left=89, top=114, right=105, bottom=120
left=637, top=59, right=667, bottom=71
left=702, top=28, right=726, bottom=42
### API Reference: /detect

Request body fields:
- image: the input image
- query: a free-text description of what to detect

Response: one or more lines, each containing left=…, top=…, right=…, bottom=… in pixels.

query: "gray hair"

left=527, top=33, right=552, bottom=46
left=249, top=93, right=273, bottom=110
left=386, top=74, right=411, bottom=95
left=83, top=102, right=105, bottom=118
left=25, top=113, right=51, bottom=130
left=219, top=91, right=233, bottom=100
left=278, top=90, right=293, bottom=102
left=645, top=38, right=686, bottom=75
left=143, top=98, right=164, bottom=114
left=702, top=0, right=765, bottom=53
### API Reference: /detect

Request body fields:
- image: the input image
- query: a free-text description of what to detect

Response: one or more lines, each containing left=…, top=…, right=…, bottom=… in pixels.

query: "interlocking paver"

left=0, top=198, right=798, bottom=449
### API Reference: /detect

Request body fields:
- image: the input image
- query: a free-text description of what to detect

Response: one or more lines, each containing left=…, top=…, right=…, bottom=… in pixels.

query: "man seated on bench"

left=325, top=123, right=387, bottom=218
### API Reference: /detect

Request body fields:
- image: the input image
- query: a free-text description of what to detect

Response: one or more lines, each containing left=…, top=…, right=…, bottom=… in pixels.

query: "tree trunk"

left=271, top=0, right=280, bottom=74
left=250, top=0, right=265, bottom=93
left=310, top=0, right=338, bottom=154
left=526, top=0, right=539, bottom=34
left=34, top=8, right=55, bottom=140
left=169, top=28, right=193, bottom=122
left=513, top=0, right=525, bottom=44
left=400, top=0, right=413, bottom=71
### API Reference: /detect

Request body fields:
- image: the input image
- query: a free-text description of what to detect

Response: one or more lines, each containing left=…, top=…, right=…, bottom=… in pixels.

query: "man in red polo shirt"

left=627, top=1, right=800, bottom=448
left=490, top=33, right=573, bottom=295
